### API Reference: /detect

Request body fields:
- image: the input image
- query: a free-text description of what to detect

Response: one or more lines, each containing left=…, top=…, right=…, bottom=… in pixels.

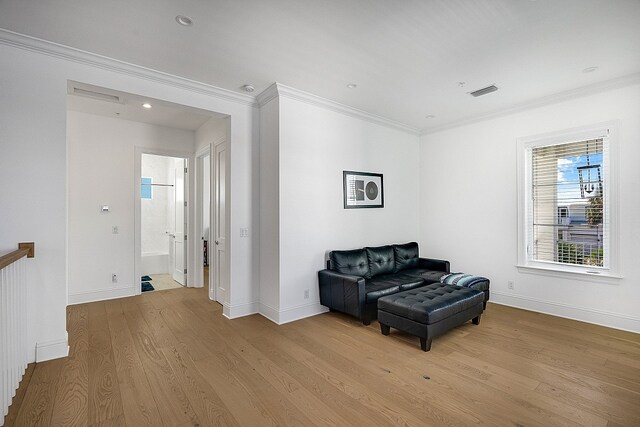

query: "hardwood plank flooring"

left=4, top=285, right=640, bottom=426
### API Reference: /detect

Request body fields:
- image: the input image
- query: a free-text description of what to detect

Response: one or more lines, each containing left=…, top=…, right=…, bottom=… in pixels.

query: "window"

left=517, top=123, right=619, bottom=277
left=141, top=177, right=152, bottom=199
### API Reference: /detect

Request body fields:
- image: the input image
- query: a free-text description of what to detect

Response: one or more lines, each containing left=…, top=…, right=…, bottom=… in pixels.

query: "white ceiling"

left=2, top=0, right=640, bottom=132
left=66, top=81, right=222, bottom=131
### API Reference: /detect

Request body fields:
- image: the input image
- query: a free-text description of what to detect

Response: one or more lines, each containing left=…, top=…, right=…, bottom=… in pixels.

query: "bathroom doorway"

left=140, top=153, right=188, bottom=292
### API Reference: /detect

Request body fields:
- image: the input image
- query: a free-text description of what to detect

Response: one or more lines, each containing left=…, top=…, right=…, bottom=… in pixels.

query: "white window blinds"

left=529, top=137, right=609, bottom=268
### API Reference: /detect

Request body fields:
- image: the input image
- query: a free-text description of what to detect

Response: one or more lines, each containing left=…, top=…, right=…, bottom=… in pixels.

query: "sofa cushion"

left=395, top=274, right=426, bottom=290
left=364, top=274, right=424, bottom=302
left=401, top=268, right=447, bottom=283
left=330, top=249, right=370, bottom=278
left=420, top=270, right=448, bottom=284
left=393, top=242, right=419, bottom=272
left=366, top=245, right=395, bottom=277
left=364, top=282, right=400, bottom=303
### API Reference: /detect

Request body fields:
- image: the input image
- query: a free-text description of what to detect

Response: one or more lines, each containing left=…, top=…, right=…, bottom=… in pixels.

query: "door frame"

left=134, top=146, right=195, bottom=294
left=171, top=157, right=188, bottom=286
left=211, top=136, right=227, bottom=303
left=195, top=145, right=211, bottom=294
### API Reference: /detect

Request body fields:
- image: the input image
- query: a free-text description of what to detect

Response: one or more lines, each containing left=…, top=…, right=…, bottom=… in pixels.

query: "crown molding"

left=260, top=83, right=420, bottom=135
left=421, top=72, right=640, bottom=136
left=0, top=28, right=259, bottom=108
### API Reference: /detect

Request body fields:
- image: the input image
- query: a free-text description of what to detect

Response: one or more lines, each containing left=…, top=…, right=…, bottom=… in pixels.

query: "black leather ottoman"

left=377, top=283, right=484, bottom=351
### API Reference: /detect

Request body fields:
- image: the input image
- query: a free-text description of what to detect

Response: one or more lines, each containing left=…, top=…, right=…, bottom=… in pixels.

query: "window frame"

left=516, top=122, right=621, bottom=280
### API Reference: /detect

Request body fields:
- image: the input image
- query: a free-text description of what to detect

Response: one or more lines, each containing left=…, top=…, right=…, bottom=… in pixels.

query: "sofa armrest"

left=418, top=257, right=450, bottom=273
left=318, top=269, right=366, bottom=319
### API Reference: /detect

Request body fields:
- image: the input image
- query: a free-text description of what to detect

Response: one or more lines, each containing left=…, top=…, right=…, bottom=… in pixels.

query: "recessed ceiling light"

left=582, top=66, right=598, bottom=73
left=346, top=83, right=357, bottom=89
left=142, top=103, right=152, bottom=109
left=241, top=84, right=255, bottom=93
left=425, top=115, right=435, bottom=119
left=175, top=15, right=193, bottom=26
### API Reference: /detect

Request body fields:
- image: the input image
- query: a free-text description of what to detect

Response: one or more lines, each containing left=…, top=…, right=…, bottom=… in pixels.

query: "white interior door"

left=212, top=141, right=226, bottom=301
left=173, top=158, right=187, bottom=285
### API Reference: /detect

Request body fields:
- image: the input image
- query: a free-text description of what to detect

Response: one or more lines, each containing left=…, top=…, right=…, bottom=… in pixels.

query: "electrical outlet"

left=112, top=274, right=118, bottom=283
left=507, top=280, right=514, bottom=290
left=112, top=226, right=119, bottom=234
left=304, top=289, right=310, bottom=299
left=240, top=228, right=249, bottom=237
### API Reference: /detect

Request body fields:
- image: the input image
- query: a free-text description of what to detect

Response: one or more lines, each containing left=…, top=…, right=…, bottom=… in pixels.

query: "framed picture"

left=343, top=171, right=384, bottom=209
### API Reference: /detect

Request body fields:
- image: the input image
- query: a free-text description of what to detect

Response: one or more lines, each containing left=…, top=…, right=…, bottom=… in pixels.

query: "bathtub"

left=141, top=251, right=170, bottom=275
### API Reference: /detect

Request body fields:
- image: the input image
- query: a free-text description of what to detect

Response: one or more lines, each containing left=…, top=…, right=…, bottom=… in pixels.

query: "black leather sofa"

left=319, top=242, right=455, bottom=325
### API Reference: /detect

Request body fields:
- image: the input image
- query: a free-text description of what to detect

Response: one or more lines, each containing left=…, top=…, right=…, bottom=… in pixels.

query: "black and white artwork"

left=343, top=171, right=384, bottom=209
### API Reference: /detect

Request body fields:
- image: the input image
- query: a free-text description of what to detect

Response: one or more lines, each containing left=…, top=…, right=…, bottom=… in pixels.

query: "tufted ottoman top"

left=377, top=283, right=483, bottom=325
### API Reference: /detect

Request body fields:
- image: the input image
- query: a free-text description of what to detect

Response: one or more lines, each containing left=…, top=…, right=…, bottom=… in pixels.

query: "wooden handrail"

left=0, top=242, right=35, bottom=270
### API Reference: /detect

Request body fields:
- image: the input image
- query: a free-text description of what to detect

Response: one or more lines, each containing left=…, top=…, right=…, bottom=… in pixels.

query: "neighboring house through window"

left=517, top=123, right=619, bottom=278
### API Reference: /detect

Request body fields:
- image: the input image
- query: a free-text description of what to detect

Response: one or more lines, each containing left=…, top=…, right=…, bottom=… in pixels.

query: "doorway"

left=195, top=135, right=227, bottom=303
left=66, top=80, right=230, bottom=303
left=211, top=138, right=227, bottom=302
left=140, top=153, right=188, bottom=292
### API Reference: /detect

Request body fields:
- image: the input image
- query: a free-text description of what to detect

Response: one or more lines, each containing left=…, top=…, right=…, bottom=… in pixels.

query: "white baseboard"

left=222, top=301, right=259, bottom=319
left=68, top=285, right=137, bottom=305
left=259, top=302, right=329, bottom=325
left=277, top=302, right=329, bottom=325
left=36, top=334, right=69, bottom=362
left=259, top=302, right=280, bottom=324
left=491, top=291, right=640, bottom=334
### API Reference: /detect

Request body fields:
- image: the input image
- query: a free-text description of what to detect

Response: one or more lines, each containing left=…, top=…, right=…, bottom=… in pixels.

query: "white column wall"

left=273, top=94, right=421, bottom=323
left=258, top=97, right=281, bottom=319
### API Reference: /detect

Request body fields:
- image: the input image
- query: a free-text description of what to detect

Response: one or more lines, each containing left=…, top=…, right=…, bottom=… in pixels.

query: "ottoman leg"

left=472, top=314, right=481, bottom=325
left=420, top=337, right=432, bottom=352
left=380, top=323, right=390, bottom=336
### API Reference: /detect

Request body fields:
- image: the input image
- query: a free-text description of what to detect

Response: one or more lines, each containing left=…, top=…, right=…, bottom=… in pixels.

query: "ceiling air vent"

left=469, top=85, right=498, bottom=97
left=72, top=87, right=121, bottom=103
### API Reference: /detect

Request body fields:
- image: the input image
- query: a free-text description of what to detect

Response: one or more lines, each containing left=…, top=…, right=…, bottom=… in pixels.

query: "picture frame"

left=343, top=171, right=384, bottom=209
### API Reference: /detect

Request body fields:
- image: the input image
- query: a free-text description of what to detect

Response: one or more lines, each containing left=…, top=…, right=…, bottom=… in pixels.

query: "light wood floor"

left=4, top=287, right=640, bottom=426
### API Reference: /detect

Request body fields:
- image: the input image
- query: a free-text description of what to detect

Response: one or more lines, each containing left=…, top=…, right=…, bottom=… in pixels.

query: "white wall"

left=195, top=116, right=226, bottom=152
left=259, top=97, right=280, bottom=316
left=0, top=42, right=68, bottom=362
left=419, top=82, right=640, bottom=332
left=0, top=33, right=259, bottom=360
left=260, top=90, right=421, bottom=323
left=67, top=111, right=195, bottom=302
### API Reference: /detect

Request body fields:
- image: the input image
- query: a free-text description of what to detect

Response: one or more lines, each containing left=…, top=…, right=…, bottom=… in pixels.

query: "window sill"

left=516, top=264, right=623, bottom=283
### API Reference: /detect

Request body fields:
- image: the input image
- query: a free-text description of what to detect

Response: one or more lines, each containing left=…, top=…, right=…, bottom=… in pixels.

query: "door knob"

left=215, top=240, right=219, bottom=245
